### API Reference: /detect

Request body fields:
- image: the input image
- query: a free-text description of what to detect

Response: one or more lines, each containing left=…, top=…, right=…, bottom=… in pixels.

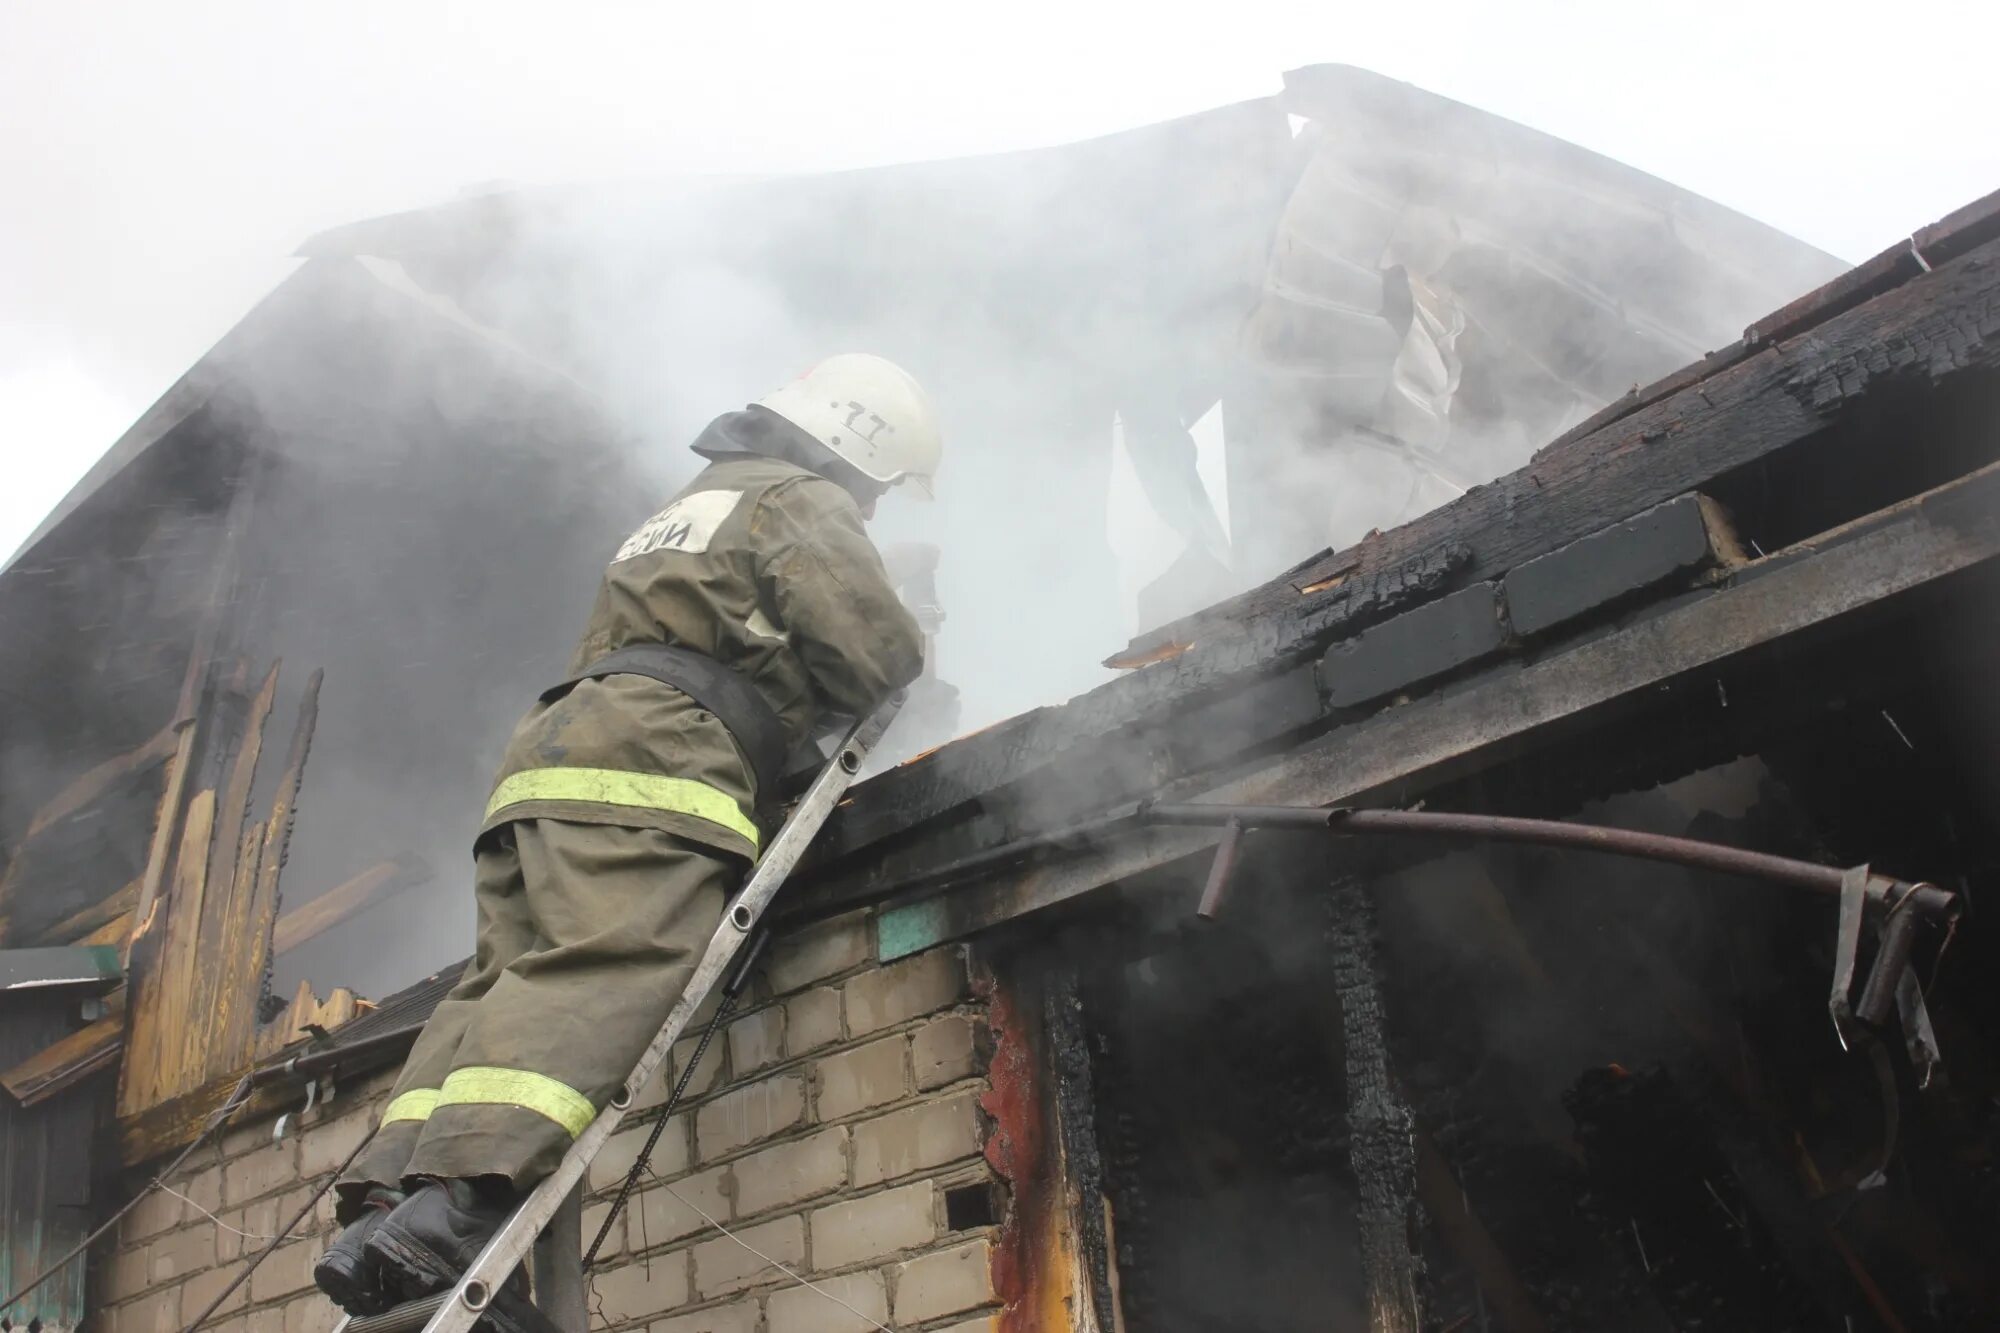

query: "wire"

left=180, top=1122, right=378, bottom=1332
left=0, top=1075, right=257, bottom=1319
left=154, top=1176, right=302, bottom=1240
left=661, top=1182, right=897, bottom=1333
left=583, top=991, right=739, bottom=1270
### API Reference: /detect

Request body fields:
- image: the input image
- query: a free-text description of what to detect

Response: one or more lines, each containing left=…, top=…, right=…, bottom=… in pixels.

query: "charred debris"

left=3, top=62, right=2000, bottom=1333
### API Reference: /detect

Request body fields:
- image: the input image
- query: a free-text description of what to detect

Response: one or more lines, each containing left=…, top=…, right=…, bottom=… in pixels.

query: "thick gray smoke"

left=0, top=72, right=1844, bottom=1008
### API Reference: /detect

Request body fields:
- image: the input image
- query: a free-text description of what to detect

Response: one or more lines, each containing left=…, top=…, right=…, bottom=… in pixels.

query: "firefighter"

left=314, top=355, right=939, bottom=1321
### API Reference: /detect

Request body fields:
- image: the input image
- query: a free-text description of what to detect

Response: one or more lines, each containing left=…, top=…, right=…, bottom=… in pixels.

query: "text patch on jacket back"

left=615, top=490, right=745, bottom=561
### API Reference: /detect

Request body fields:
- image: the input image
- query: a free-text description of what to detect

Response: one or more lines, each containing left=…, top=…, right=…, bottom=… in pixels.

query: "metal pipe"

left=531, top=1187, right=587, bottom=1333
left=249, top=1019, right=428, bottom=1087
left=1856, top=902, right=1924, bottom=1028
left=1142, top=803, right=1960, bottom=922
left=1195, top=817, right=1245, bottom=921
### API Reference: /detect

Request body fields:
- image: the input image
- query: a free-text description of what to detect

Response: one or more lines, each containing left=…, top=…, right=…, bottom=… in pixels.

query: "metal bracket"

left=1827, top=864, right=1870, bottom=1051
left=273, top=1074, right=330, bottom=1142
left=1896, top=964, right=1943, bottom=1089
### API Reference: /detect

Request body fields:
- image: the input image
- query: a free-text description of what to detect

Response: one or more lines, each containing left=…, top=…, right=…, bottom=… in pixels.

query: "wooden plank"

left=15, top=724, right=176, bottom=847
left=128, top=465, right=254, bottom=962
left=1117, top=230, right=2000, bottom=665
left=76, top=912, right=136, bottom=948
left=868, top=459, right=2000, bottom=956
left=188, top=662, right=279, bottom=1082
left=271, top=854, right=432, bottom=958
left=1, top=993, right=126, bottom=1107
left=118, top=787, right=215, bottom=1114
left=219, top=670, right=322, bottom=1067
left=0, top=730, right=170, bottom=943
left=254, top=980, right=365, bottom=1059
left=2, top=844, right=414, bottom=1108
left=21, top=877, right=139, bottom=948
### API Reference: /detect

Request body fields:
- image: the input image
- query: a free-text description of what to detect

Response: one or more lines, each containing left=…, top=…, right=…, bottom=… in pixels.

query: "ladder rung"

left=348, top=1295, right=449, bottom=1333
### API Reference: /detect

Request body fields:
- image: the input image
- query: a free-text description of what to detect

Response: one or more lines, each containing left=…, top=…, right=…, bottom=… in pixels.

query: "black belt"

left=541, top=643, right=788, bottom=800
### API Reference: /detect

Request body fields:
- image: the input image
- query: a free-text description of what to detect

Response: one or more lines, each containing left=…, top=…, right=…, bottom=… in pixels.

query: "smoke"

left=258, top=91, right=1832, bottom=996
left=0, top=75, right=1845, bottom=1006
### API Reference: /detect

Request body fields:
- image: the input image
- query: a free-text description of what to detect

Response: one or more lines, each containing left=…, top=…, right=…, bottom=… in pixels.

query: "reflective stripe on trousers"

left=484, top=767, right=760, bottom=851
left=379, top=1069, right=595, bottom=1139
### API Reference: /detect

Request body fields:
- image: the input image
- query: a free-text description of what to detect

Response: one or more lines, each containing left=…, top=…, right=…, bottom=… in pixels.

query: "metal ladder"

left=334, top=697, right=903, bottom=1333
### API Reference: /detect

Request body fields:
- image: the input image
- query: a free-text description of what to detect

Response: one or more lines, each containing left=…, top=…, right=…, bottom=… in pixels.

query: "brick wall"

left=90, top=1069, right=390, bottom=1333
left=91, top=918, right=1001, bottom=1333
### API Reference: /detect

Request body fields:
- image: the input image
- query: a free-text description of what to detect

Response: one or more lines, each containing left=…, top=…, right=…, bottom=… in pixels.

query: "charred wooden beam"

left=1329, top=876, right=1423, bottom=1333
left=118, top=787, right=217, bottom=1114
left=187, top=661, right=279, bottom=1082
left=870, top=458, right=2000, bottom=957
left=227, top=669, right=322, bottom=1063
left=810, top=542, right=1470, bottom=865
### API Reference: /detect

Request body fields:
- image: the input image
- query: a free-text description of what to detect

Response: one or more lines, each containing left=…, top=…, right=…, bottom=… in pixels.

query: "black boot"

left=314, top=1186, right=404, bottom=1315
left=364, top=1179, right=542, bottom=1332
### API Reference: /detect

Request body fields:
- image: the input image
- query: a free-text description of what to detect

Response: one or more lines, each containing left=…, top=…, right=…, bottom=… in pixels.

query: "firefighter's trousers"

left=339, top=818, right=731, bottom=1211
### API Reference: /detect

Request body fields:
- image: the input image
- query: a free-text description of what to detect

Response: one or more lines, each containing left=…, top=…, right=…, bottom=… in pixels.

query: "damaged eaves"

left=786, top=190, right=2000, bottom=958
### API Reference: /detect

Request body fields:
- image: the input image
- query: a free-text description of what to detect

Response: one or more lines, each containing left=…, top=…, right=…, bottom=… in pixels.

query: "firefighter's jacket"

left=480, top=421, right=925, bottom=862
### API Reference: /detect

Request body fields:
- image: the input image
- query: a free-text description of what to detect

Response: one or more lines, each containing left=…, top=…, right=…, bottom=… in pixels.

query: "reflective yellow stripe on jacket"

left=381, top=1088, right=439, bottom=1126
left=484, top=768, right=760, bottom=850
left=435, top=1066, right=597, bottom=1138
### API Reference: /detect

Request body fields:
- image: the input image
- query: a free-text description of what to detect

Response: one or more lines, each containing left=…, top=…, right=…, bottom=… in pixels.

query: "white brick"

left=913, top=1014, right=979, bottom=1090
left=692, top=1215, right=804, bottom=1297
left=123, top=1187, right=183, bottom=1242
left=814, top=1035, right=907, bottom=1121
left=633, top=1038, right=721, bottom=1113
left=222, top=1138, right=299, bottom=1206
left=727, top=1127, right=848, bottom=1217
left=590, top=1254, right=691, bottom=1324
left=890, top=1239, right=995, bottom=1324
left=102, top=1243, right=153, bottom=1302
left=725, top=1006, right=785, bottom=1076
left=148, top=1225, right=215, bottom=1282
left=784, top=986, right=842, bottom=1056
left=282, top=1294, right=341, bottom=1333
left=632, top=1167, right=729, bottom=1249
left=766, top=1270, right=888, bottom=1333
left=852, top=1090, right=983, bottom=1187
left=180, top=1264, right=247, bottom=1323
left=297, top=1109, right=375, bottom=1178
left=809, top=1180, right=936, bottom=1269
left=767, top=912, right=870, bottom=992
left=647, top=1298, right=759, bottom=1333
left=114, top=1282, right=183, bottom=1333
left=247, top=1238, right=317, bottom=1304
left=843, top=948, right=965, bottom=1035
left=694, top=1073, right=806, bottom=1161
left=583, top=1197, right=625, bottom=1261
left=591, top=1118, right=689, bottom=1192
left=182, top=1164, right=225, bottom=1219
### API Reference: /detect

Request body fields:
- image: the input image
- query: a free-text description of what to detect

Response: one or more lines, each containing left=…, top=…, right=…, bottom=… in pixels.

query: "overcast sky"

left=3, top=0, right=1996, bottom=561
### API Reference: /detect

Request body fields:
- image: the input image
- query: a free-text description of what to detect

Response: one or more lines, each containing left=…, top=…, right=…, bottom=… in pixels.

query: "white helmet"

left=756, top=354, right=942, bottom=499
